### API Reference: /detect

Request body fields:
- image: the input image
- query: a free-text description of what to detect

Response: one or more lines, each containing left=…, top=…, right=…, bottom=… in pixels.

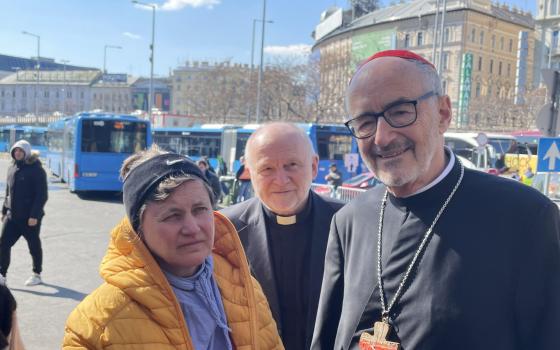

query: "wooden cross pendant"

left=359, top=321, right=400, bottom=350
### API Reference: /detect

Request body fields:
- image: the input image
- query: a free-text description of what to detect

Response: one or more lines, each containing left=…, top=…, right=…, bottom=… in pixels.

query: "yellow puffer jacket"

left=63, top=212, right=283, bottom=350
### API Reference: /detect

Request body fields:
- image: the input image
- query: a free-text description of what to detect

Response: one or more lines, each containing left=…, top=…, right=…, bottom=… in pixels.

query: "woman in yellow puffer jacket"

left=62, top=146, right=283, bottom=350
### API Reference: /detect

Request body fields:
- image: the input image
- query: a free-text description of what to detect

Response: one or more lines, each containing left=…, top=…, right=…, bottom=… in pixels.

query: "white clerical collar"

left=403, top=146, right=455, bottom=198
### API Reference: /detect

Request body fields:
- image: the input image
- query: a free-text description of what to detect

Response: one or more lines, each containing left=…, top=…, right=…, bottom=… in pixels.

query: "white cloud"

left=123, top=32, right=142, bottom=40
left=264, top=44, right=311, bottom=57
left=160, top=0, right=221, bottom=11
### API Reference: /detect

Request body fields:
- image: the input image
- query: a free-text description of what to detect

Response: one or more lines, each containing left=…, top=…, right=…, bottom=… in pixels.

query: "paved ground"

left=0, top=157, right=126, bottom=349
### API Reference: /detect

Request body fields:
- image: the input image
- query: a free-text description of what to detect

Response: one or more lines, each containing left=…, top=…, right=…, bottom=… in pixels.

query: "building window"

left=480, top=31, right=484, bottom=45
left=44, top=91, right=49, bottom=98
left=56, top=91, right=59, bottom=98
left=67, top=91, right=72, bottom=98
left=475, top=83, right=481, bottom=97
left=498, top=61, right=502, bottom=75
left=478, top=57, right=483, bottom=71
left=507, top=63, right=511, bottom=76
left=444, top=27, right=450, bottom=43
left=22, top=89, right=27, bottom=97
left=443, top=52, right=449, bottom=70
left=492, top=35, right=496, bottom=48
left=553, top=0, right=558, bottom=15
left=0, top=90, right=4, bottom=97
left=80, top=91, right=84, bottom=99
left=509, top=39, right=513, bottom=52
left=553, top=31, right=559, bottom=49
left=500, top=37, right=504, bottom=50
left=490, top=59, right=494, bottom=73
left=417, top=32, right=423, bottom=46
left=442, top=80, right=447, bottom=94
left=471, top=28, right=476, bottom=42
left=404, top=34, right=410, bottom=48
left=488, top=85, right=492, bottom=97
left=12, top=91, right=15, bottom=98
left=93, top=93, right=97, bottom=99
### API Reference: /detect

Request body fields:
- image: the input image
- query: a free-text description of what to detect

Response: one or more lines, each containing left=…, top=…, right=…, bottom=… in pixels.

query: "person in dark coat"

left=0, top=140, right=48, bottom=287
left=197, top=159, right=222, bottom=205
left=324, top=163, right=343, bottom=188
left=221, top=122, right=344, bottom=350
left=311, top=50, right=560, bottom=350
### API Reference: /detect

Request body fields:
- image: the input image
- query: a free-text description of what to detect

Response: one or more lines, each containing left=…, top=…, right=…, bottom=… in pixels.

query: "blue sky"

left=0, top=0, right=534, bottom=77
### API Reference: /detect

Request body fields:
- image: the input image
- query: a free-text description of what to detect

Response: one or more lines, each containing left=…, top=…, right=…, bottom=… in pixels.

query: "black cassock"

left=312, top=156, right=560, bottom=350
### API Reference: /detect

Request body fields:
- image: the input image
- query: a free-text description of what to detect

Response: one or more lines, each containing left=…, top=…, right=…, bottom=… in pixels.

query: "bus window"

left=316, top=132, right=352, bottom=160
left=81, top=120, right=147, bottom=153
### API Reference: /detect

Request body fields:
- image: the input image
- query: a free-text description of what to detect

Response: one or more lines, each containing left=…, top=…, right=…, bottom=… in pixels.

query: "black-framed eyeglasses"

left=345, top=90, right=439, bottom=139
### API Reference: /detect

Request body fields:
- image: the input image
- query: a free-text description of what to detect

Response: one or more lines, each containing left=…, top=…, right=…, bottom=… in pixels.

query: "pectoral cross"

left=359, top=321, right=400, bottom=350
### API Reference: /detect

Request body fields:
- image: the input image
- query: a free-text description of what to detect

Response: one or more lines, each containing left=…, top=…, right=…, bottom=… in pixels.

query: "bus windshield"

left=81, top=120, right=147, bottom=153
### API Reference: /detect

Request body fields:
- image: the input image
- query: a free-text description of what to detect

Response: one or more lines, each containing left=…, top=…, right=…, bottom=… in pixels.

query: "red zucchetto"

left=357, top=49, right=436, bottom=70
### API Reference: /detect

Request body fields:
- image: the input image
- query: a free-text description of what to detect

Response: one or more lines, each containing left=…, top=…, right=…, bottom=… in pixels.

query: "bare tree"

left=349, top=0, right=380, bottom=19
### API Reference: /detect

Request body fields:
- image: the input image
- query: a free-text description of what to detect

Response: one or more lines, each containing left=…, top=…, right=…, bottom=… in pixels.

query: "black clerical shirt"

left=263, top=198, right=313, bottom=350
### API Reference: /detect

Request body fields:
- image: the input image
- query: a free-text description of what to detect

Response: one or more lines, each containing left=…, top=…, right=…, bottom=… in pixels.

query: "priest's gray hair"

left=345, top=58, right=443, bottom=116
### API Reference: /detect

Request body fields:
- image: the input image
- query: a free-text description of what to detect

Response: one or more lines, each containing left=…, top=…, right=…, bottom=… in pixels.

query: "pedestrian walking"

left=0, top=140, right=48, bottom=287
left=63, top=146, right=283, bottom=350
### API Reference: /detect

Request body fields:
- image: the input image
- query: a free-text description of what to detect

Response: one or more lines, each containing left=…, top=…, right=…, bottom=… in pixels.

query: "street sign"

left=537, top=138, right=560, bottom=172
left=475, top=132, right=488, bottom=146
left=537, top=103, right=555, bottom=136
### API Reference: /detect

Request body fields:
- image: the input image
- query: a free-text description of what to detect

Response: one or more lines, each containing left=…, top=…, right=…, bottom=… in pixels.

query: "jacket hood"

left=10, top=140, right=32, bottom=161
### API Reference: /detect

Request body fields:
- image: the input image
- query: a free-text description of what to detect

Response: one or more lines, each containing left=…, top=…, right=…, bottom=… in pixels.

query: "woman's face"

left=140, top=179, right=214, bottom=277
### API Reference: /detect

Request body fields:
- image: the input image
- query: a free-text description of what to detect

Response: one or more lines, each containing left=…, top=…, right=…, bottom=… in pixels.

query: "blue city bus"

left=220, top=123, right=363, bottom=184
left=0, top=125, right=47, bottom=154
left=46, top=113, right=152, bottom=192
left=0, top=126, right=11, bottom=152
left=152, top=124, right=236, bottom=170
left=154, top=123, right=362, bottom=184
left=22, top=126, right=48, bottom=155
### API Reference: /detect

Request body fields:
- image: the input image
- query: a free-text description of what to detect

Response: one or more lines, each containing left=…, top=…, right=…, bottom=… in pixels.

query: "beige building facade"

left=313, top=0, right=534, bottom=129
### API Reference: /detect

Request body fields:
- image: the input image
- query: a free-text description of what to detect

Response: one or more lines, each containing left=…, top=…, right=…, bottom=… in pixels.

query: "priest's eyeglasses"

left=345, top=90, right=439, bottom=139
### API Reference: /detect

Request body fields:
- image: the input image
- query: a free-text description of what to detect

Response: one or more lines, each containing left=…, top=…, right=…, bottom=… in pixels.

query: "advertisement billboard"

left=351, top=29, right=396, bottom=66
left=458, top=52, right=473, bottom=127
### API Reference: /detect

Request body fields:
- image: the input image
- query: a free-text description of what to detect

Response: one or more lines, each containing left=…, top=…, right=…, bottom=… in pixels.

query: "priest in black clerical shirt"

left=311, top=50, right=560, bottom=350
left=221, top=122, right=344, bottom=350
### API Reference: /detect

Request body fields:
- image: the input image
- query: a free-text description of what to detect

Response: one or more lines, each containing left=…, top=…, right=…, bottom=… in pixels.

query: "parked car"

left=341, top=172, right=380, bottom=189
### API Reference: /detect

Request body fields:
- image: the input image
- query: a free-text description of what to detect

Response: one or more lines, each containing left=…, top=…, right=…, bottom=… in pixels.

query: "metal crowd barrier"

left=311, top=183, right=367, bottom=203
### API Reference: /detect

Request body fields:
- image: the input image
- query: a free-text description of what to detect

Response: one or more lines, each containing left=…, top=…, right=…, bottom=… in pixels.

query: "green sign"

left=458, top=53, right=473, bottom=127
left=351, top=29, right=396, bottom=65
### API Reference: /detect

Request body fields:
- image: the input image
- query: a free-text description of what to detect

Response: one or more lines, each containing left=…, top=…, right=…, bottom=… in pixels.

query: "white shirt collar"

left=403, top=146, right=455, bottom=198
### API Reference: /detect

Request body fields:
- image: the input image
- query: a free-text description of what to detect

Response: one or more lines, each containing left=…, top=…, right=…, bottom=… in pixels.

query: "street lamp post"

left=22, top=30, right=40, bottom=119
left=132, top=0, right=156, bottom=121
left=60, top=59, right=69, bottom=115
left=104, top=45, right=122, bottom=74
left=251, top=19, right=274, bottom=71
left=255, top=0, right=268, bottom=124
left=437, top=0, right=447, bottom=73
left=250, top=18, right=273, bottom=123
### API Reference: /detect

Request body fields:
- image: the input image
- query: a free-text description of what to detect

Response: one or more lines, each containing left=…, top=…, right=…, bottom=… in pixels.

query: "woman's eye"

left=193, top=206, right=209, bottom=214
left=164, top=213, right=180, bottom=221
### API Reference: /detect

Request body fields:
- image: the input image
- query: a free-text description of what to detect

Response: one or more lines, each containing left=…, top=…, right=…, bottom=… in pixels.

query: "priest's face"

left=246, top=123, right=319, bottom=216
left=346, top=57, right=452, bottom=197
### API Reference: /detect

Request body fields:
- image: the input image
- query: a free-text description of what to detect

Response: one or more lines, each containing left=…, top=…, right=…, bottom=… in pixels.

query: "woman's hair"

left=120, top=144, right=216, bottom=234
left=0, top=285, right=16, bottom=348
